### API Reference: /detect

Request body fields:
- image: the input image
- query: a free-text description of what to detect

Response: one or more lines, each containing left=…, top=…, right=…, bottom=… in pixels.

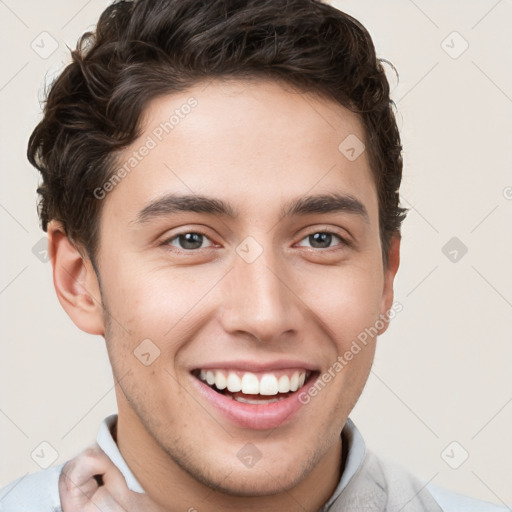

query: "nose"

left=218, top=243, right=305, bottom=344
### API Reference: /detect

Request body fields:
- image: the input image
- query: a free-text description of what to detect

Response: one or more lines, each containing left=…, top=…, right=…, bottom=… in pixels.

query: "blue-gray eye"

left=298, top=232, right=344, bottom=249
left=167, top=232, right=211, bottom=250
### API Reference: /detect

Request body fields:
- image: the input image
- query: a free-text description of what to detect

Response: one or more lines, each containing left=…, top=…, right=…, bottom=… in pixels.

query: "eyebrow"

left=132, top=192, right=369, bottom=225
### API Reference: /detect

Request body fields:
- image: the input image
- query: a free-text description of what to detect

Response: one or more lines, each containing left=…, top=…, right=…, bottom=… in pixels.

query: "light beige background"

left=1, top=0, right=511, bottom=505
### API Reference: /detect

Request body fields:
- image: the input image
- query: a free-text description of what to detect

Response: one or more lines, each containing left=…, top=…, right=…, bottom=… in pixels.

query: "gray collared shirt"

left=0, top=414, right=507, bottom=511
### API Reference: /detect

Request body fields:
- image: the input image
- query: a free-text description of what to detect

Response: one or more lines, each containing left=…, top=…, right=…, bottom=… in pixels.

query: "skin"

left=59, top=444, right=165, bottom=511
left=49, top=78, right=400, bottom=511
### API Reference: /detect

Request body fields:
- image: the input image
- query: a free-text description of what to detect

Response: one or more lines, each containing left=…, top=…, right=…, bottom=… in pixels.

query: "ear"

left=47, top=220, right=105, bottom=336
left=377, top=233, right=401, bottom=336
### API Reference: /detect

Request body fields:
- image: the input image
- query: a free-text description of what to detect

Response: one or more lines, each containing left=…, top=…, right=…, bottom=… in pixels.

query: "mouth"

left=191, top=367, right=319, bottom=404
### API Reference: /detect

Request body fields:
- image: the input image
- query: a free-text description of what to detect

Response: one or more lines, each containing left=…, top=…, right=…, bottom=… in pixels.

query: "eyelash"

left=161, top=229, right=350, bottom=252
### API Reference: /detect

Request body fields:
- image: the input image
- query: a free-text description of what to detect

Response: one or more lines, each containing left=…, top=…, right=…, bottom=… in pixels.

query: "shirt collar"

left=320, top=416, right=367, bottom=509
left=96, top=414, right=367, bottom=500
left=97, top=414, right=145, bottom=493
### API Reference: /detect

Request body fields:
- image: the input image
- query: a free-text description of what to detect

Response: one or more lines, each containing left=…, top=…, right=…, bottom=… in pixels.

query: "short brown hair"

left=28, top=0, right=407, bottom=269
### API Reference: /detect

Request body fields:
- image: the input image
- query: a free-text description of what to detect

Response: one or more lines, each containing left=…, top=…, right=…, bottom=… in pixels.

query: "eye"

left=296, top=231, right=347, bottom=250
left=164, top=231, right=215, bottom=251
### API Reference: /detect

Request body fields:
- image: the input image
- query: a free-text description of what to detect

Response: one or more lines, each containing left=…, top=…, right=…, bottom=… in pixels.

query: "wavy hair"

left=28, top=0, right=407, bottom=268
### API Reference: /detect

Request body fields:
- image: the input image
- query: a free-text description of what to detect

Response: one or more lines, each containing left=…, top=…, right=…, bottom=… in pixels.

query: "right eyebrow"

left=131, top=194, right=238, bottom=225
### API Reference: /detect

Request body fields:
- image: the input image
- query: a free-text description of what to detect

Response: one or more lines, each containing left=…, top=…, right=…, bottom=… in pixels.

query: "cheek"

left=298, top=263, right=384, bottom=348
left=102, top=259, right=215, bottom=340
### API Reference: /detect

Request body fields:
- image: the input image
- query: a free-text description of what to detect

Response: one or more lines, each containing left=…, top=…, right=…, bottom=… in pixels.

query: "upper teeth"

left=198, top=370, right=309, bottom=395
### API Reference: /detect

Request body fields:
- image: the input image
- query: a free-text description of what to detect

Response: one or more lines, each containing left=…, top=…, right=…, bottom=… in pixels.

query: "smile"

left=190, top=366, right=320, bottom=429
left=196, top=368, right=311, bottom=397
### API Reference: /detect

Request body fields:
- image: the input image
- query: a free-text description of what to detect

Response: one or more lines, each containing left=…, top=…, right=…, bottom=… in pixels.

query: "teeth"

left=290, top=372, right=299, bottom=392
left=227, top=372, right=242, bottom=392
left=206, top=371, right=215, bottom=386
left=278, top=375, right=290, bottom=393
left=241, top=373, right=260, bottom=394
left=197, top=369, right=309, bottom=396
left=214, top=370, right=227, bottom=390
left=234, top=395, right=288, bottom=404
left=260, top=374, right=278, bottom=395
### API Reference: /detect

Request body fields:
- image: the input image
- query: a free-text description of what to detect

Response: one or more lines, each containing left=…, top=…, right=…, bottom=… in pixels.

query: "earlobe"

left=378, top=234, right=401, bottom=336
left=48, top=220, right=105, bottom=336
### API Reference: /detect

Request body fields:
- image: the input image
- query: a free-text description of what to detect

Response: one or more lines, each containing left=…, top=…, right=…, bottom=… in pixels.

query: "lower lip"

left=191, top=373, right=317, bottom=430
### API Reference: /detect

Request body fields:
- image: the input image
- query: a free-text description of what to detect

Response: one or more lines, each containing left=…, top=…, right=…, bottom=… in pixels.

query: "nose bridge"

left=220, top=238, right=302, bottom=342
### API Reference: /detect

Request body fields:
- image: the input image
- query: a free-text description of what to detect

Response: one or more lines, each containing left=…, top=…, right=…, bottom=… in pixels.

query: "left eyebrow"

left=280, top=193, right=370, bottom=223
left=130, top=192, right=369, bottom=226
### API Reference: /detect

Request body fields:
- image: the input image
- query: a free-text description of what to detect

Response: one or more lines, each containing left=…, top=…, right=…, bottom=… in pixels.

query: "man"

left=0, top=0, right=506, bottom=510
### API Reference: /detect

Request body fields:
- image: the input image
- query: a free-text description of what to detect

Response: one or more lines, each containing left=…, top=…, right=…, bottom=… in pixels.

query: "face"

left=90, top=78, right=398, bottom=496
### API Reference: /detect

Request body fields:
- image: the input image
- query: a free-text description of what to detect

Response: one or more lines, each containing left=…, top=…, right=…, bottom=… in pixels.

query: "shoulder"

left=370, top=451, right=507, bottom=511
left=0, top=463, right=65, bottom=512
left=426, top=482, right=509, bottom=512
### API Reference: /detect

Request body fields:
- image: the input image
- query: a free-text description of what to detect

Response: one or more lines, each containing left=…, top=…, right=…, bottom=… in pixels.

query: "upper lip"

left=191, top=360, right=319, bottom=373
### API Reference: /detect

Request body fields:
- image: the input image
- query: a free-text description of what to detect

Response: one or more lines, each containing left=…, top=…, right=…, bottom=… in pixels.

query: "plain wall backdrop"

left=1, top=0, right=511, bottom=506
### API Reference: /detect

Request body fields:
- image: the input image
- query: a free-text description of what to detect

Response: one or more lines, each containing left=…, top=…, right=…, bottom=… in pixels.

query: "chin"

left=208, top=471, right=303, bottom=497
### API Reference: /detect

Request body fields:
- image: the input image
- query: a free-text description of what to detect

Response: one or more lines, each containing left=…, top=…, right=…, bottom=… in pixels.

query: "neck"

left=115, top=408, right=343, bottom=512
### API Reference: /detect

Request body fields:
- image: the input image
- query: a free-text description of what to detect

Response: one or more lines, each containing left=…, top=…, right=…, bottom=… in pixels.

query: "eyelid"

left=160, top=228, right=217, bottom=250
left=295, top=231, right=350, bottom=250
left=160, top=225, right=352, bottom=252
left=295, top=223, right=352, bottom=244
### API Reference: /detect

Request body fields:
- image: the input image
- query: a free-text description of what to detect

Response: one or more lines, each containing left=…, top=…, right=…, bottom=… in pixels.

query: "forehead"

left=101, top=78, right=378, bottom=227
